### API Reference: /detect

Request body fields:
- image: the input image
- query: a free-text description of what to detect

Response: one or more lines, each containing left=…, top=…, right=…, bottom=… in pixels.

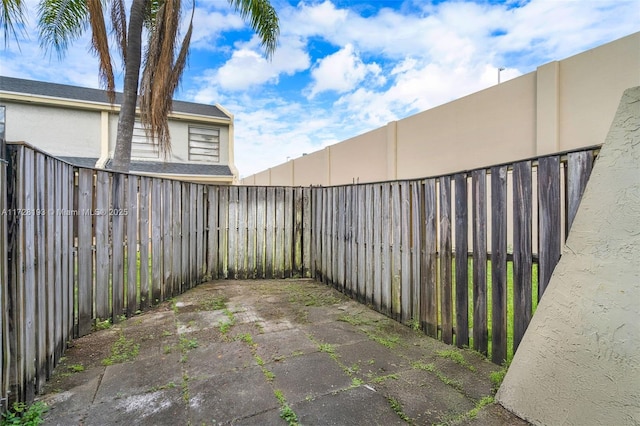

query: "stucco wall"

left=329, top=127, right=388, bottom=184
left=3, top=101, right=102, bottom=158
left=270, top=161, right=294, bottom=186
left=294, top=149, right=329, bottom=186
left=396, top=73, right=536, bottom=179
left=558, top=33, right=640, bottom=152
left=241, top=32, right=640, bottom=186
left=496, top=86, right=640, bottom=425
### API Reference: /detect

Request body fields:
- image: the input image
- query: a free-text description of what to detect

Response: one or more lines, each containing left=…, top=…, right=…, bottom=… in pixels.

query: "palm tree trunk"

left=111, top=0, right=146, bottom=173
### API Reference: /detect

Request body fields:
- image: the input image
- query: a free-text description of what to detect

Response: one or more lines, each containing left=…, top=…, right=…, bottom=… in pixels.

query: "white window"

left=131, top=121, right=159, bottom=159
left=189, top=126, right=220, bottom=162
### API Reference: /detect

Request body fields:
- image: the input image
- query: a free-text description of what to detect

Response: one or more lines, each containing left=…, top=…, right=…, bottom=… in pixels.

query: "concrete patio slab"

left=37, top=279, right=529, bottom=425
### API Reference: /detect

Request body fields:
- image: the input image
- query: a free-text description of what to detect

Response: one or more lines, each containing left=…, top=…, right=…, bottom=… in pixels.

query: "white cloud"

left=205, top=35, right=310, bottom=91
left=189, top=8, right=246, bottom=50
left=307, top=44, right=383, bottom=98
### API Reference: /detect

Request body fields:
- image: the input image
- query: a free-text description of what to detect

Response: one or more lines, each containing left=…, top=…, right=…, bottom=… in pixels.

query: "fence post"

left=0, top=105, right=8, bottom=411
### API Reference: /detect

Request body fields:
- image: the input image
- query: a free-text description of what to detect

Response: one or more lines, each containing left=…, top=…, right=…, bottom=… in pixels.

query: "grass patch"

left=350, top=377, right=363, bottom=388
left=274, top=389, right=299, bottom=426
left=440, top=395, right=495, bottom=425
left=102, top=332, right=139, bottom=366
left=411, top=361, right=462, bottom=391
left=202, top=295, right=227, bottom=311
left=68, top=364, right=85, bottom=373
left=262, top=368, right=275, bottom=381
left=181, top=374, right=190, bottom=404
left=490, top=360, right=510, bottom=393
left=365, top=331, right=399, bottom=349
left=1, top=401, right=48, bottom=426
left=468, top=396, right=494, bottom=419
left=436, top=349, right=476, bottom=371
left=337, top=314, right=372, bottom=327
left=318, top=343, right=336, bottom=355
left=387, top=397, right=412, bottom=423
left=285, top=284, right=342, bottom=307
left=463, top=260, right=539, bottom=362
left=370, top=373, right=399, bottom=384
left=235, top=333, right=255, bottom=347
left=146, top=381, right=177, bottom=393
left=93, top=318, right=112, bottom=331
left=219, top=309, right=236, bottom=335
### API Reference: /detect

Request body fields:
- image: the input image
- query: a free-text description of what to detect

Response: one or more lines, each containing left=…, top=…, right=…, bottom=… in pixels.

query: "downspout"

left=95, top=110, right=111, bottom=168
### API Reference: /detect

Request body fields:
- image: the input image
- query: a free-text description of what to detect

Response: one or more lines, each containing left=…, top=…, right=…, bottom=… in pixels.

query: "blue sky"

left=1, top=0, right=639, bottom=177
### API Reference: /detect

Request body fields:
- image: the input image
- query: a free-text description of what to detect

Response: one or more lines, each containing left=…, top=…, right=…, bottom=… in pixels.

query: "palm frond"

left=140, top=0, right=186, bottom=158
left=228, top=0, right=279, bottom=59
left=1, top=0, right=28, bottom=48
left=109, top=0, right=127, bottom=62
left=86, top=0, right=115, bottom=103
left=37, top=0, right=88, bottom=57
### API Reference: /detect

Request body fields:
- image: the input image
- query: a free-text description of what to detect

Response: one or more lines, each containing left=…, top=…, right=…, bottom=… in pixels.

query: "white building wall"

left=4, top=101, right=102, bottom=158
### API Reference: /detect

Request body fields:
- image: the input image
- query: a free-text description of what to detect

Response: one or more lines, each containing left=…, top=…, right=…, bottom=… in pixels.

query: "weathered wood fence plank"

left=34, top=153, right=46, bottom=393
left=139, top=177, right=150, bottom=310
left=538, top=156, right=561, bottom=300
left=151, top=179, right=162, bottom=303
left=126, top=175, right=138, bottom=316
left=422, top=179, right=437, bottom=337
left=439, top=176, right=453, bottom=343
left=491, top=166, right=508, bottom=364
left=566, top=151, right=593, bottom=234
left=454, top=173, right=469, bottom=348
left=400, top=181, right=411, bottom=323
left=171, top=181, right=181, bottom=296
left=95, top=172, right=110, bottom=319
left=111, top=174, right=125, bottom=322
left=166, top=180, right=176, bottom=298
left=472, top=169, right=488, bottom=355
left=255, top=187, right=266, bottom=278
left=512, top=161, right=532, bottom=353
left=77, top=169, right=93, bottom=336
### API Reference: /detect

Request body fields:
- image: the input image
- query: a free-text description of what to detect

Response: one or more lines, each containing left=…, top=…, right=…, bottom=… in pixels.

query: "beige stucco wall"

left=2, top=101, right=102, bottom=158
left=396, top=73, right=536, bottom=179
left=242, top=32, right=640, bottom=186
left=558, top=33, right=640, bottom=152
left=252, top=169, right=271, bottom=186
left=293, top=149, right=329, bottom=186
left=270, top=161, right=294, bottom=186
left=329, top=127, right=388, bottom=184
left=496, top=86, right=640, bottom=425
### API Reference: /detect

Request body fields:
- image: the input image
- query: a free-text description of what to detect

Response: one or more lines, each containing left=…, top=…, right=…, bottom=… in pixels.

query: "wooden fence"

left=0, top=143, right=310, bottom=408
left=310, top=148, right=598, bottom=365
left=0, top=141, right=598, bottom=410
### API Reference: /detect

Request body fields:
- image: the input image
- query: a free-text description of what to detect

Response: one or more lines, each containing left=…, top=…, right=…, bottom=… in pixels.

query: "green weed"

left=274, top=390, right=299, bottom=426
left=490, top=360, right=510, bottom=393
left=387, top=397, right=411, bottom=423
left=371, top=373, right=399, bottom=384
left=1, top=402, right=47, bottom=426
left=68, top=364, right=84, bottom=373
left=318, top=343, right=335, bottom=355
left=436, top=349, right=476, bottom=371
left=93, top=318, right=112, bottom=331
left=102, top=332, right=139, bottom=366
